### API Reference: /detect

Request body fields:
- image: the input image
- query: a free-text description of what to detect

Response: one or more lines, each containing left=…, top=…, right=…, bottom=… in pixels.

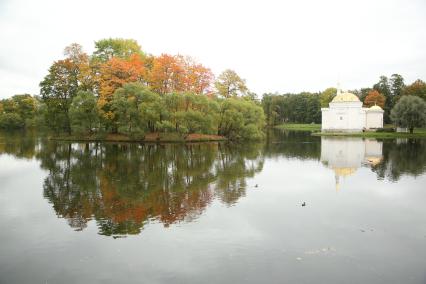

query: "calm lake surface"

left=1, top=130, right=425, bottom=284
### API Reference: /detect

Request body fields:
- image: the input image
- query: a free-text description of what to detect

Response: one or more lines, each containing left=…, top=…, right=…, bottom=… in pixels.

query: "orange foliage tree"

left=183, top=57, right=214, bottom=94
left=364, top=90, right=386, bottom=108
left=148, top=54, right=185, bottom=95
left=148, top=54, right=213, bottom=95
left=97, top=54, right=147, bottom=123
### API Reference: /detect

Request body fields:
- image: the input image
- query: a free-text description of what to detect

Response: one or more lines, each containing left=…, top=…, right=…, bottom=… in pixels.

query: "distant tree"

left=357, top=88, right=372, bottom=103
left=402, top=79, right=426, bottom=101
left=0, top=94, right=37, bottom=127
left=243, top=91, right=258, bottom=102
left=69, top=91, right=99, bottom=133
left=320, top=87, right=336, bottom=107
left=364, top=90, right=386, bottom=108
left=390, top=96, right=426, bottom=133
left=261, top=94, right=278, bottom=126
left=373, top=76, right=391, bottom=97
left=390, top=74, right=405, bottom=97
left=374, top=75, right=392, bottom=123
left=215, top=69, right=248, bottom=98
left=0, top=113, right=24, bottom=129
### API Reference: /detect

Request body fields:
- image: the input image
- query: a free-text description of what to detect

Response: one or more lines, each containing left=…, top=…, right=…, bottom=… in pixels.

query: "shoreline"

left=49, top=133, right=227, bottom=143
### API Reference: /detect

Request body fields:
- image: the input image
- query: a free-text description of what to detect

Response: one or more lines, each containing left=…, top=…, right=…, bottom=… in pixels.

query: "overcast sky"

left=0, top=0, right=425, bottom=99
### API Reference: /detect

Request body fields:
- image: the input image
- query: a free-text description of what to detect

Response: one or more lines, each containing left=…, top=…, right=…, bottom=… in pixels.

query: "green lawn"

left=274, top=123, right=426, bottom=138
left=312, top=128, right=426, bottom=139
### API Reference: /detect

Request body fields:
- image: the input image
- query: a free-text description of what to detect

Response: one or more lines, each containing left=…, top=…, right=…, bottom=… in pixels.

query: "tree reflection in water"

left=37, top=141, right=264, bottom=236
left=1, top=130, right=425, bottom=237
left=371, top=139, right=426, bottom=181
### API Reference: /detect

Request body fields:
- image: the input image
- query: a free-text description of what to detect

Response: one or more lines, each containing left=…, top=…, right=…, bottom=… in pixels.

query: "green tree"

left=40, top=44, right=91, bottom=133
left=390, top=96, right=426, bottom=133
left=218, top=98, right=265, bottom=139
left=69, top=91, right=99, bottom=133
left=92, top=38, right=144, bottom=63
left=390, top=74, right=405, bottom=97
left=261, top=94, right=279, bottom=126
left=374, top=75, right=392, bottom=123
left=215, top=69, right=248, bottom=98
left=320, top=87, right=336, bottom=107
left=0, top=113, right=24, bottom=129
left=111, top=83, right=147, bottom=134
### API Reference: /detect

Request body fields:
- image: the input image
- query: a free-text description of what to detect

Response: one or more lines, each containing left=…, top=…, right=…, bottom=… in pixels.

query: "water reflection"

left=1, top=130, right=425, bottom=237
left=30, top=139, right=263, bottom=236
left=320, top=137, right=383, bottom=190
left=372, top=139, right=426, bottom=181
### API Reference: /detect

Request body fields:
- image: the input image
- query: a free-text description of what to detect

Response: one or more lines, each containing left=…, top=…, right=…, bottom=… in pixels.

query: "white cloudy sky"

left=0, top=0, right=425, bottom=99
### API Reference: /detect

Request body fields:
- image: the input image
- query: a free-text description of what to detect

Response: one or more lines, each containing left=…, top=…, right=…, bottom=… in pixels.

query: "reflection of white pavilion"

left=320, top=137, right=383, bottom=190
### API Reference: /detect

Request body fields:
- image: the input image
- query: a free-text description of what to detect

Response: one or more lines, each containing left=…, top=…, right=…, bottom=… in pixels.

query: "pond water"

left=0, top=131, right=425, bottom=284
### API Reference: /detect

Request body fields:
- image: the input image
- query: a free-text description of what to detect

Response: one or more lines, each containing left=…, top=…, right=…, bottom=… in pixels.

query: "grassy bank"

left=50, top=132, right=227, bottom=143
left=274, top=123, right=321, bottom=131
left=312, top=129, right=426, bottom=139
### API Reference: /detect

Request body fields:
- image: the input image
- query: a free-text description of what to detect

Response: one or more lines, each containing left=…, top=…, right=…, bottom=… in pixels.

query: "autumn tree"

left=391, top=96, right=426, bottom=133
left=215, top=69, right=248, bottom=98
left=148, top=54, right=185, bottom=95
left=403, top=79, right=426, bottom=101
left=363, top=90, right=386, bottom=108
left=97, top=54, right=147, bottom=129
left=180, top=56, right=214, bottom=94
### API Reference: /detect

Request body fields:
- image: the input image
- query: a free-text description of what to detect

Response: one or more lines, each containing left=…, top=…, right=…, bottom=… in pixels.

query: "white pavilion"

left=321, top=88, right=384, bottom=132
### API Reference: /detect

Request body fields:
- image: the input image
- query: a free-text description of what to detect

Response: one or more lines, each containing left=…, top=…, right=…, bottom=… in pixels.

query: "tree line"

left=262, top=74, right=426, bottom=130
left=0, top=38, right=264, bottom=140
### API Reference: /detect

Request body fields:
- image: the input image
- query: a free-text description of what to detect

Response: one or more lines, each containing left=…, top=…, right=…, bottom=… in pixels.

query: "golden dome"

left=368, top=105, right=383, bottom=111
left=333, top=167, right=356, bottom=177
left=332, top=92, right=360, bottom=102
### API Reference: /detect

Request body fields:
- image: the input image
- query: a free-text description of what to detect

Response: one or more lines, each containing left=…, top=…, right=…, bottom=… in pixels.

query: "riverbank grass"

left=274, top=123, right=321, bottom=131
